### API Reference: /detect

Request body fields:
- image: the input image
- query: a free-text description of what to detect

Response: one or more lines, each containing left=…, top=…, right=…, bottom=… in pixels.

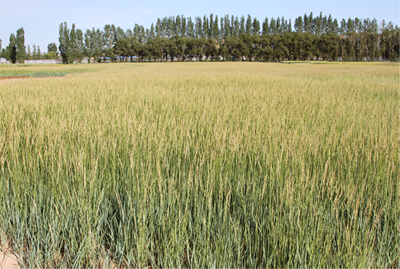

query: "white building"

left=24, top=59, right=58, bottom=64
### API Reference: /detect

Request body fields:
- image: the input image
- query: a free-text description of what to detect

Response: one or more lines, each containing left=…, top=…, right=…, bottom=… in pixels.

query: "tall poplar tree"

left=59, top=22, right=70, bottom=63
left=168, top=17, right=175, bottom=38
left=76, top=29, right=84, bottom=62
left=16, top=27, right=26, bottom=63
left=253, top=18, right=261, bottom=35
left=150, top=23, right=156, bottom=39
left=69, top=23, right=77, bottom=63
left=214, top=15, right=220, bottom=39
left=203, top=15, right=209, bottom=38
left=245, top=15, right=252, bottom=34
left=7, top=34, right=17, bottom=63
left=32, top=44, right=37, bottom=60
left=156, top=18, right=162, bottom=37
left=262, top=18, right=270, bottom=35
left=181, top=18, right=186, bottom=37
left=223, top=16, right=230, bottom=38
left=186, top=18, right=195, bottom=38
left=239, top=16, right=245, bottom=35
left=27, top=45, right=31, bottom=60
left=37, top=46, right=41, bottom=60
left=209, top=14, right=214, bottom=38
left=233, top=16, right=239, bottom=37
left=195, top=17, right=202, bottom=38
left=270, top=18, right=277, bottom=35
left=175, top=16, right=181, bottom=36
left=230, top=15, right=235, bottom=36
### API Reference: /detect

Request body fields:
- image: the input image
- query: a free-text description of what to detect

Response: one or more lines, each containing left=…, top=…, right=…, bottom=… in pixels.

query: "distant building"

left=24, top=59, right=58, bottom=64
left=0, top=58, right=7, bottom=64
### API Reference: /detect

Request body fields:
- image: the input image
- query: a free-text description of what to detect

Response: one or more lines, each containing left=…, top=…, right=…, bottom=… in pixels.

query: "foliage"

left=45, top=51, right=57, bottom=59
left=3, top=29, right=25, bottom=63
left=37, top=46, right=41, bottom=60
left=47, top=42, right=58, bottom=55
left=48, top=13, right=399, bottom=64
left=59, top=22, right=70, bottom=64
left=7, top=34, right=17, bottom=63
left=16, top=28, right=26, bottom=64
left=1, top=49, right=7, bottom=59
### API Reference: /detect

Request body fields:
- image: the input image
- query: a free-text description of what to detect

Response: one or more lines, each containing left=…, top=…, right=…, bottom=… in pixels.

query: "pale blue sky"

left=1, top=0, right=399, bottom=51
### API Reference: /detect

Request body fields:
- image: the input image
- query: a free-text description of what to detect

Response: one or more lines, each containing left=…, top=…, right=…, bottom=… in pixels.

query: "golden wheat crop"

left=0, top=62, right=398, bottom=267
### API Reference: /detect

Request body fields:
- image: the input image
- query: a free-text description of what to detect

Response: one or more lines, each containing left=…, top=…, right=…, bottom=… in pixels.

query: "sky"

left=1, top=0, right=399, bottom=52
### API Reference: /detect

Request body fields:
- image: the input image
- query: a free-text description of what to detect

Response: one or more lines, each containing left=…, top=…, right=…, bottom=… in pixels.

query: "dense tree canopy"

left=75, top=13, right=398, bottom=63
left=2, top=13, right=399, bottom=63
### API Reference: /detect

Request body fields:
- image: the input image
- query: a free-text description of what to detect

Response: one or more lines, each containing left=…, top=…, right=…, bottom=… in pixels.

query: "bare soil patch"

left=0, top=76, right=63, bottom=83
left=0, top=251, right=20, bottom=269
left=0, top=76, right=31, bottom=83
left=0, top=76, right=31, bottom=80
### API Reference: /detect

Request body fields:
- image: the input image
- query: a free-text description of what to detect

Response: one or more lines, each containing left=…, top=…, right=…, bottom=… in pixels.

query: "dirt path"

left=0, top=76, right=63, bottom=83
left=0, top=77, right=31, bottom=83
left=0, top=77, right=30, bottom=80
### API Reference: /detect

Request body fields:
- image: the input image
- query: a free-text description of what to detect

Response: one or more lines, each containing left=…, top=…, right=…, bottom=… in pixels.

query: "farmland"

left=0, top=62, right=398, bottom=267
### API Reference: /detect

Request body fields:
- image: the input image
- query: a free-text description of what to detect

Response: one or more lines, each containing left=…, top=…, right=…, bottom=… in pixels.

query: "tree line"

left=0, top=29, right=58, bottom=62
left=1, top=13, right=399, bottom=63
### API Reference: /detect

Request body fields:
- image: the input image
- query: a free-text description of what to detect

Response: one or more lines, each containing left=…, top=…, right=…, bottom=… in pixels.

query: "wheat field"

left=0, top=62, right=398, bottom=268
